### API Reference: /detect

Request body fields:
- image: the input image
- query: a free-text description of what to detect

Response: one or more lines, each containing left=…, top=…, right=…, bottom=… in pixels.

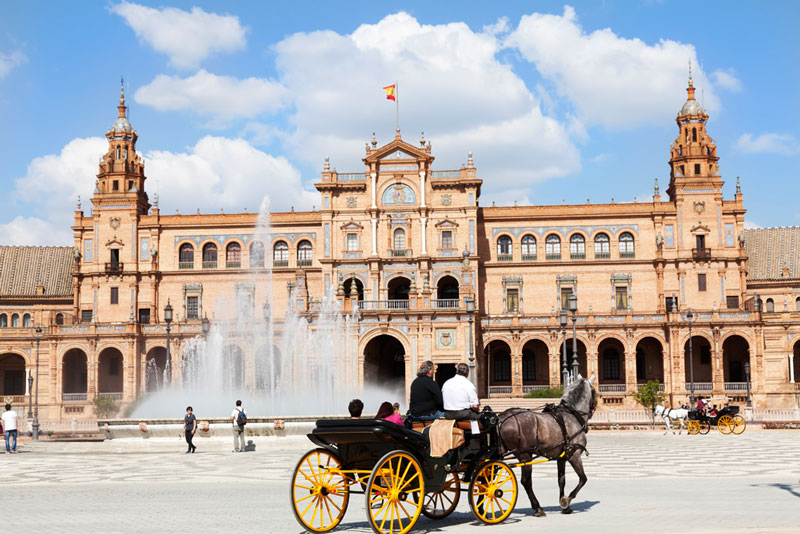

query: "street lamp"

left=559, top=308, right=569, bottom=386
left=568, top=293, right=578, bottom=381
left=263, top=300, right=271, bottom=322
left=32, top=326, right=42, bottom=440
left=465, top=296, right=476, bottom=386
left=201, top=314, right=210, bottom=336
left=744, top=361, right=752, bottom=408
left=164, top=300, right=173, bottom=384
left=683, top=308, right=697, bottom=407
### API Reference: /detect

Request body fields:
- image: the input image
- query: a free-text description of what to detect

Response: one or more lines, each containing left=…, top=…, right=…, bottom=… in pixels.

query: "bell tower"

left=666, top=67, right=721, bottom=200
left=91, top=79, right=150, bottom=213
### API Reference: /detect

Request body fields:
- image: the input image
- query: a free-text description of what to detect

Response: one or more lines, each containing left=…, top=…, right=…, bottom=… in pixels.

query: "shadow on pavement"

left=753, top=482, right=800, bottom=499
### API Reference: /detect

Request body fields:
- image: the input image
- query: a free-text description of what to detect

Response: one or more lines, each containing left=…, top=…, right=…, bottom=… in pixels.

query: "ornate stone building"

left=1, top=78, right=799, bottom=419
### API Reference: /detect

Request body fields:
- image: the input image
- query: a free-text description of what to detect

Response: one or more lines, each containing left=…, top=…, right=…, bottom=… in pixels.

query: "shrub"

left=92, top=395, right=119, bottom=418
left=632, top=380, right=665, bottom=428
left=524, top=386, right=563, bottom=399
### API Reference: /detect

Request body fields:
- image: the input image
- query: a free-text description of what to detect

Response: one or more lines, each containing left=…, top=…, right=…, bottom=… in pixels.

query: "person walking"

left=230, top=400, right=246, bottom=452
left=182, top=406, right=197, bottom=454
left=2, top=404, right=18, bottom=454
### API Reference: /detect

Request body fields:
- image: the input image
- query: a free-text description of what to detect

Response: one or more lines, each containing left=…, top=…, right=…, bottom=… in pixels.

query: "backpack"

left=236, top=409, right=247, bottom=427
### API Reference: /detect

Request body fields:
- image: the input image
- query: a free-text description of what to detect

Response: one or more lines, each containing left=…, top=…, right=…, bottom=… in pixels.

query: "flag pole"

left=395, top=81, right=399, bottom=133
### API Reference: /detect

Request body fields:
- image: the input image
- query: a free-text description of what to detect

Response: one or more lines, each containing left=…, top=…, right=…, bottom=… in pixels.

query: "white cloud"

left=734, top=133, right=799, bottom=155
left=110, top=2, right=246, bottom=69
left=0, top=50, right=26, bottom=79
left=135, top=69, right=287, bottom=122
left=711, top=68, right=741, bottom=92
left=273, top=12, right=580, bottom=192
left=505, top=6, right=719, bottom=128
left=743, top=220, right=761, bottom=229
left=0, top=216, right=71, bottom=246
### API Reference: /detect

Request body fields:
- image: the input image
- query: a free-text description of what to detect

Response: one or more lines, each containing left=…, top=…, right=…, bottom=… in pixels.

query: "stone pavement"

left=1, top=430, right=799, bottom=533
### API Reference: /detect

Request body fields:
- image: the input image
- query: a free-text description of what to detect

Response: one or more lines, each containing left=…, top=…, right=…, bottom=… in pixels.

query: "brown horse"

left=497, top=375, right=596, bottom=516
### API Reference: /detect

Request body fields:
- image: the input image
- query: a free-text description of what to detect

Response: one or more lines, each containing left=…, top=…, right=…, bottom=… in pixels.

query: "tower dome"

left=109, top=79, right=134, bottom=136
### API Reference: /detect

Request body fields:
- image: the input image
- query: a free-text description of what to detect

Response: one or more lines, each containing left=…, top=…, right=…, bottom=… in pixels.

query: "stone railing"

left=358, top=300, right=410, bottom=310
left=62, top=393, right=88, bottom=402
left=488, top=386, right=513, bottom=396
left=686, top=382, right=713, bottom=391
left=724, top=382, right=749, bottom=391
left=598, top=384, right=627, bottom=393
left=432, top=299, right=460, bottom=309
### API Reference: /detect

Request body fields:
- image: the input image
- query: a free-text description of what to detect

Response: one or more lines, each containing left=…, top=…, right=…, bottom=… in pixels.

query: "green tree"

left=92, top=395, right=119, bottom=419
left=633, top=380, right=665, bottom=428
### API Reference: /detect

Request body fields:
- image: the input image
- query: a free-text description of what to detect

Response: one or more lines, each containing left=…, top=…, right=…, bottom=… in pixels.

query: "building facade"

left=1, top=79, right=799, bottom=420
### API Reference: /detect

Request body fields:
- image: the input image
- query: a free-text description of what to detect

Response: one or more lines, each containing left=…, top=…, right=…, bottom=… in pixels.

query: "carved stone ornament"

left=346, top=196, right=357, bottom=208
left=441, top=194, right=452, bottom=206
left=110, top=217, right=121, bottom=230
left=693, top=201, right=705, bottom=215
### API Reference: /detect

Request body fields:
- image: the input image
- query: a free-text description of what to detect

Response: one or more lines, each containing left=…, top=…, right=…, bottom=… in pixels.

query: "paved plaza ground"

left=1, top=429, right=799, bottom=533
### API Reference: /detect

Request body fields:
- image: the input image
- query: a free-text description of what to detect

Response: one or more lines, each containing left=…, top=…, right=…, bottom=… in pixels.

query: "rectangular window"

left=726, top=296, right=739, bottom=309
left=694, top=163, right=701, bottom=175
left=506, top=288, right=519, bottom=313
left=665, top=225, right=674, bottom=247
left=560, top=287, right=573, bottom=310
left=698, top=273, right=707, bottom=292
left=441, top=230, right=453, bottom=249
left=696, top=234, right=706, bottom=250
left=110, top=287, right=119, bottom=305
left=665, top=296, right=678, bottom=312
left=347, top=233, right=358, bottom=251
left=138, top=308, right=150, bottom=324
left=615, top=286, right=628, bottom=310
left=84, top=239, right=93, bottom=261
left=186, top=296, right=199, bottom=319
left=112, top=180, right=119, bottom=191
left=725, top=223, right=735, bottom=247
left=140, top=237, right=149, bottom=261
left=81, top=310, right=93, bottom=323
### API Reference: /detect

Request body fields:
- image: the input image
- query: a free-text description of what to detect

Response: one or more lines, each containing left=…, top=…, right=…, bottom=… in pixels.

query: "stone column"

left=371, top=172, right=377, bottom=209
left=790, top=352, right=795, bottom=383
left=511, top=343, right=523, bottom=396
left=371, top=219, right=378, bottom=255
left=625, top=351, right=636, bottom=393
left=420, top=218, right=427, bottom=255
left=419, top=171, right=426, bottom=207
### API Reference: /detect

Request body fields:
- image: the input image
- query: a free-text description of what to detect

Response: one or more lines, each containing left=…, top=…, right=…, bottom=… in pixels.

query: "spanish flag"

left=383, top=84, right=396, bottom=101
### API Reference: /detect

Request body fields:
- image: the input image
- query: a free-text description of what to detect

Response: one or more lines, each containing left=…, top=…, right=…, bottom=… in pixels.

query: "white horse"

left=654, top=405, right=689, bottom=434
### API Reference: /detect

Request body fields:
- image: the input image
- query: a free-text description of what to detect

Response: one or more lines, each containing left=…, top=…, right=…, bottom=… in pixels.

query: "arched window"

left=796, top=297, right=800, bottom=312
left=393, top=228, right=406, bottom=252
left=249, top=241, right=265, bottom=269
left=11, top=313, right=19, bottom=327
left=22, top=313, right=32, bottom=327
left=225, top=242, right=241, bottom=268
left=765, top=298, right=775, bottom=313
left=619, top=232, right=635, bottom=258
left=521, top=235, right=536, bottom=260
left=545, top=235, right=561, bottom=260
left=692, top=127, right=697, bottom=142
left=297, top=240, right=312, bottom=265
left=273, top=241, right=289, bottom=266
left=55, top=313, right=64, bottom=325
left=569, top=234, right=586, bottom=259
left=0, top=314, right=6, bottom=327
left=497, top=236, right=512, bottom=259
left=178, top=243, right=194, bottom=269
left=594, top=233, right=610, bottom=258
left=202, top=243, right=217, bottom=269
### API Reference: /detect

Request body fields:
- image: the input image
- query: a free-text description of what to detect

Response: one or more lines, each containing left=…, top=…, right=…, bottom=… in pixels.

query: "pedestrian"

left=230, top=400, right=246, bottom=452
left=348, top=399, right=363, bottom=419
left=182, top=406, right=197, bottom=454
left=2, top=404, right=18, bottom=454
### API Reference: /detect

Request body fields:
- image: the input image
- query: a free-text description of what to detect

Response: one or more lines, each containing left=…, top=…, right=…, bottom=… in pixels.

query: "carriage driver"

left=442, top=363, right=481, bottom=421
left=408, top=361, right=445, bottom=421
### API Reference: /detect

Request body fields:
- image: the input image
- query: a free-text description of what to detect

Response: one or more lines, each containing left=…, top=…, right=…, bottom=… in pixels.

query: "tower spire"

left=118, top=76, right=127, bottom=118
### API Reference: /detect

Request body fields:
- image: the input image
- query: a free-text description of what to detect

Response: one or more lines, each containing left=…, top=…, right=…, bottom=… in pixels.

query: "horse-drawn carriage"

left=290, top=377, right=596, bottom=534
left=686, top=405, right=746, bottom=435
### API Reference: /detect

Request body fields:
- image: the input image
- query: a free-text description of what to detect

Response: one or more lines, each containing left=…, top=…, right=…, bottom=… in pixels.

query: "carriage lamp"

left=744, top=361, right=752, bottom=408
left=164, top=300, right=173, bottom=384
left=559, top=309, right=569, bottom=386
left=201, top=314, right=210, bottom=335
left=568, top=294, right=579, bottom=381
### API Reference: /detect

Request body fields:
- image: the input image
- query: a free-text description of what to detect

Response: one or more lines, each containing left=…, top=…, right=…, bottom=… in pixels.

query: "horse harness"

left=500, top=401, right=590, bottom=461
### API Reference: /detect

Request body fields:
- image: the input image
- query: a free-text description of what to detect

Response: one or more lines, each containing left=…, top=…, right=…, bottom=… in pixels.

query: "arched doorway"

left=722, top=336, right=750, bottom=385
left=794, top=340, right=800, bottom=383
left=0, top=353, right=26, bottom=396
left=558, top=339, right=587, bottom=383
left=387, top=277, right=411, bottom=304
left=222, top=345, right=245, bottom=391
left=597, top=338, right=625, bottom=389
left=255, top=344, right=281, bottom=391
left=520, top=339, right=549, bottom=391
left=363, top=335, right=406, bottom=392
left=145, top=347, right=167, bottom=392
left=97, top=348, right=124, bottom=394
left=62, top=349, right=88, bottom=398
left=684, top=336, right=712, bottom=388
left=635, top=337, right=664, bottom=385
left=436, top=275, right=459, bottom=308
left=486, top=340, right=512, bottom=394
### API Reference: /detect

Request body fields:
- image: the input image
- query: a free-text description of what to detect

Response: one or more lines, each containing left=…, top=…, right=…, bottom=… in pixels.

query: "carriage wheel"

left=365, top=450, right=424, bottom=534
left=291, top=448, right=350, bottom=533
left=699, top=421, right=711, bottom=435
left=732, top=415, right=746, bottom=435
left=687, top=421, right=700, bottom=435
left=419, top=472, right=460, bottom=519
left=468, top=461, right=518, bottom=524
left=718, top=415, right=733, bottom=435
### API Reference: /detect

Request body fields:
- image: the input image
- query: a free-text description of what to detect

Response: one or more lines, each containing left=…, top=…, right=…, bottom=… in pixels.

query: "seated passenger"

left=348, top=398, right=364, bottom=419
left=442, top=363, right=480, bottom=421
left=409, top=361, right=445, bottom=421
left=376, top=401, right=403, bottom=425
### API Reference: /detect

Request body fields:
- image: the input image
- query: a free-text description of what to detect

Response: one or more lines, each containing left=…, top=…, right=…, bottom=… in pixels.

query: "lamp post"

left=27, top=374, right=33, bottom=419
left=465, top=296, right=476, bottom=386
left=164, top=300, right=173, bottom=384
left=744, top=361, right=752, bottom=408
left=683, top=308, right=697, bottom=407
left=201, top=314, right=210, bottom=336
left=32, top=326, right=42, bottom=440
left=568, top=293, right=578, bottom=381
left=559, top=309, right=569, bottom=386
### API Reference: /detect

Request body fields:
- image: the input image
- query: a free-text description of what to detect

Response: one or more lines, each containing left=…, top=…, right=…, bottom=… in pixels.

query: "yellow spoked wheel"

left=468, top=461, right=518, bottom=524
left=718, top=415, right=733, bottom=435
left=291, top=448, right=350, bottom=533
left=699, top=421, right=711, bottom=435
left=420, top=472, right=460, bottom=519
left=687, top=421, right=700, bottom=435
left=732, top=415, right=746, bottom=435
left=365, top=450, right=424, bottom=534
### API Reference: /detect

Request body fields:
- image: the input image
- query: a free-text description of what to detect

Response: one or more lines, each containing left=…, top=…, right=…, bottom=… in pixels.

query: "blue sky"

left=1, top=1, right=798, bottom=245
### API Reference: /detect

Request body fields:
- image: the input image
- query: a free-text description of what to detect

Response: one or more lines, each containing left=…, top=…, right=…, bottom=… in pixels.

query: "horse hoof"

left=561, top=507, right=573, bottom=515
left=559, top=496, right=572, bottom=509
left=534, top=509, right=546, bottom=518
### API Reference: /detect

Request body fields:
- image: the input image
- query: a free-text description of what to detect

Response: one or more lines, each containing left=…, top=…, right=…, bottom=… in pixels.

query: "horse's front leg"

left=663, top=417, right=671, bottom=435
left=557, top=459, right=570, bottom=514
left=560, top=452, right=588, bottom=513
left=520, top=463, right=546, bottom=517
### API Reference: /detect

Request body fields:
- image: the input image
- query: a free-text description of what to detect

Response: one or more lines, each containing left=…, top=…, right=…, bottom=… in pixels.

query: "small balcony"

left=390, top=249, right=411, bottom=258
left=178, top=261, right=194, bottom=270
left=692, top=248, right=711, bottom=260
left=105, top=262, right=123, bottom=274
left=598, top=384, right=627, bottom=393
left=522, top=254, right=537, bottom=261
left=358, top=300, right=410, bottom=311
left=226, top=261, right=241, bottom=269
left=433, top=299, right=459, bottom=309
left=570, top=252, right=586, bottom=260
left=724, top=382, right=749, bottom=391
left=546, top=253, right=561, bottom=261
left=595, top=252, right=610, bottom=259
left=686, top=382, right=713, bottom=391
left=62, top=393, right=88, bottom=402
left=620, top=251, right=636, bottom=259
left=497, top=254, right=513, bottom=262
left=202, top=261, right=217, bottom=269
left=273, top=260, right=289, bottom=268
left=297, top=259, right=312, bottom=267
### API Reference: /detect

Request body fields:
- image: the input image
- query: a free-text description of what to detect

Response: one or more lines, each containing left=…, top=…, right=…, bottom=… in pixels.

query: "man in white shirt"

left=2, top=404, right=18, bottom=454
left=442, top=363, right=480, bottom=421
left=230, top=400, right=246, bottom=452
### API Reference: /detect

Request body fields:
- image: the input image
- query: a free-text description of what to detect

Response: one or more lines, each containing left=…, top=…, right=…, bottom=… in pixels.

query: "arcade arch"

left=0, top=353, right=26, bottom=396
left=62, top=349, right=87, bottom=395
left=363, top=335, right=406, bottom=392
left=684, top=336, right=712, bottom=383
left=97, top=347, right=124, bottom=393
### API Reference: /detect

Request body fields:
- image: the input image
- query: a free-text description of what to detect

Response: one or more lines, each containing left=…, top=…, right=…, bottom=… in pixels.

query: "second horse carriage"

left=686, top=405, right=746, bottom=435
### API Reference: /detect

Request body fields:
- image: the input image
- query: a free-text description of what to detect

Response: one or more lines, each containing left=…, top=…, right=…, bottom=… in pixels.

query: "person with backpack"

left=230, top=400, right=247, bottom=452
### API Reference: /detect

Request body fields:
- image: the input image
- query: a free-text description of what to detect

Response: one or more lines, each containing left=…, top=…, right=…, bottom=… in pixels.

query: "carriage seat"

left=411, top=420, right=479, bottom=432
